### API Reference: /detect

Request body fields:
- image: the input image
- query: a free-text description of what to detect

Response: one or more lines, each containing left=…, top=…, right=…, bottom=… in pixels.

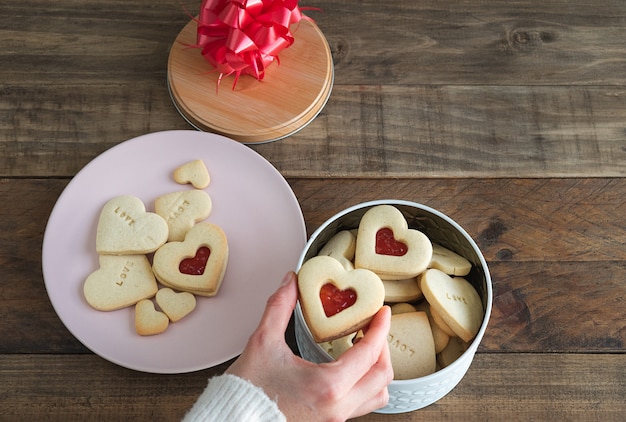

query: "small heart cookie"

left=135, top=299, right=169, bottom=336
left=173, top=159, right=210, bottom=189
left=388, top=312, right=436, bottom=380
left=429, top=243, right=472, bottom=276
left=437, top=336, right=469, bottom=368
left=355, top=205, right=433, bottom=280
left=298, top=255, right=385, bottom=343
left=84, top=254, right=158, bottom=311
left=382, top=277, right=423, bottom=303
left=419, top=268, right=483, bottom=342
left=318, top=229, right=356, bottom=260
left=96, top=195, right=168, bottom=255
left=152, top=222, right=229, bottom=296
left=155, top=288, right=196, bottom=322
left=390, top=302, right=417, bottom=315
left=318, top=230, right=356, bottom=271
left=319, top=332, right=358, bottom=359
left=155, top=190, right=212, bottom=242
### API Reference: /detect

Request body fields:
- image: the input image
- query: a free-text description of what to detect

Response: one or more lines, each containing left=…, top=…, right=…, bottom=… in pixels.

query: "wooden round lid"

left=167, top=18, right=334, bottom=144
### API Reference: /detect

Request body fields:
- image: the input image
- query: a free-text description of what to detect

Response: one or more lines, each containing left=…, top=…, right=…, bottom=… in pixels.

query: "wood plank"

left=358, top=353, right=626, bottom=421
left=1, top=2, right=625, bottom=178
left=1, top=353, right=624, bottom=421
left=2, top=1, right=625, bottom=86
left=1, top=178, right=624, bottom=353
left=2, top=84, right=625, bottom=178
left=290, top=178, right=626, bottom=262
left=253, top=85, right=626, bottom=178
left=312, top=0, right=626, bottom=86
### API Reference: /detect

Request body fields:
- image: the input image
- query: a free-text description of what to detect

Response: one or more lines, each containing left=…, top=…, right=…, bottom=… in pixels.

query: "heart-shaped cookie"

left=382, top=277, right=423, bottom=303
left=318, top=230, right=356, bottom=271
left=155, top=288, right=196, bottom=322
left=390, top=302, right=417, bottom=315
left=437, top=336, right=469, bottom=368
left=388, top=312, right=436, bottom=380
left=135, top=299, right=169, bottom=336
left=419, top=268, right=483, bottom=342
left=152, top=222, right=228, bottom=296
left=319, top=332, right=358, bottom=359
left=428, top=305, right=457, bottom=337
left=429, top=243, right=472, bottom=276
left=96, top=195, right=169, bottom=255
left=155, top=190, right=212, bottom=241
left=173, top=159, right=210, bottom=189
left=298, top=255, right=385, bottom=343
left=355, top=205, right=433, bottom=280
left=84, top=254, right=158, bottom=311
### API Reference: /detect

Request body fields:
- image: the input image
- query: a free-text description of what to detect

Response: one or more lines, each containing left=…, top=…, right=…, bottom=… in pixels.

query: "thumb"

left=256, top=271, right=298, bottom=337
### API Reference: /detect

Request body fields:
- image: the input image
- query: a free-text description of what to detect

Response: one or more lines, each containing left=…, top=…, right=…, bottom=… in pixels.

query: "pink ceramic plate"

left=42, top=130, right=306, bottom=373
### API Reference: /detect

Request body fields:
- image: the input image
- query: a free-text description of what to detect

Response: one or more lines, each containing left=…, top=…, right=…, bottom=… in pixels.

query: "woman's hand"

left=226, top=271, right=393, bottom=421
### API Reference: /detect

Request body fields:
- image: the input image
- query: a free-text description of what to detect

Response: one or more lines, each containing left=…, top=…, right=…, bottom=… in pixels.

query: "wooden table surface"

left=2, top=0, right=625, bottom=420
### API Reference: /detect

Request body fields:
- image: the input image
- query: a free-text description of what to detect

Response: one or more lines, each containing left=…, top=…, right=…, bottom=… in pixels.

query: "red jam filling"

left=375, top=227, right=408, bottom=256
left=179, top=247, right=211, bottom=275
left=320, top=283, right=357, bottom=317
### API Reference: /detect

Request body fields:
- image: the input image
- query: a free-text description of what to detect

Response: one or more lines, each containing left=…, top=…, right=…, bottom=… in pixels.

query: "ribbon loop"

left=195, top=0, right=308, bottom=89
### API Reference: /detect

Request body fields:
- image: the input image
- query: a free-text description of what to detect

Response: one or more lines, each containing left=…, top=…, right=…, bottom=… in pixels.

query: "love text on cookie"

left=387, top=333, right=416, bottom=357
left=165, top=199, right=191, bottom=222
left=113, top=207, right=136, bottom=226
left=446, top=292, right=469, bottom=304
left=116, top=260, right=135, bottom=286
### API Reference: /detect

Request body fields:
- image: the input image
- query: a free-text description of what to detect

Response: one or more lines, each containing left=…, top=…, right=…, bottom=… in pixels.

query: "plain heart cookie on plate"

left=173, top=159, right=210, bottom=189
left=135, top=299, right=169, bottom=336
left=84, top=254, right=158, bottom=311
left=155, top=190, right=212, bottom=242
left=355, top=204, right=433, bottom=280
left=96, top=195, right=169, bottom=255
left=155, top=287, right=196, bottom=322
left=152, top=222, right=228, bottom=297
left=297, top=255, right=385, bottom=343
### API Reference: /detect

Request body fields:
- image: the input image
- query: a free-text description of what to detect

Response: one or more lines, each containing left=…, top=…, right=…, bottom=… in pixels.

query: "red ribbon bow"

left=196, top=0, right=307, bottom=89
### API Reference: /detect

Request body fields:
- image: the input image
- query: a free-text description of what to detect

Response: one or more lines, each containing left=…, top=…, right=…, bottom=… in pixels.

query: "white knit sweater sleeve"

left=182, top=373, right=286, bottom=422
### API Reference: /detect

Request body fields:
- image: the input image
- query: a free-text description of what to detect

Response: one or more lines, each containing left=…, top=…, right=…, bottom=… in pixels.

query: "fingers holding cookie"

left=298, top=204, right=485, bottom=379
left=298, top=256, right=385, bottom=343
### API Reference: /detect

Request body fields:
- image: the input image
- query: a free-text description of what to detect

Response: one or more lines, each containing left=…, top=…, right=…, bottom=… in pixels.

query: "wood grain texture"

left=1, top=354, right=624, bottom=421
left=1, top=0, right=625, bottom=420
left=2, top=1, right=625, bottom=177
left=254, top=85, right=626, bottom=178
left=311, top=0, right=626, bottom=86
left=2, top=84, right=624, bottom=177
